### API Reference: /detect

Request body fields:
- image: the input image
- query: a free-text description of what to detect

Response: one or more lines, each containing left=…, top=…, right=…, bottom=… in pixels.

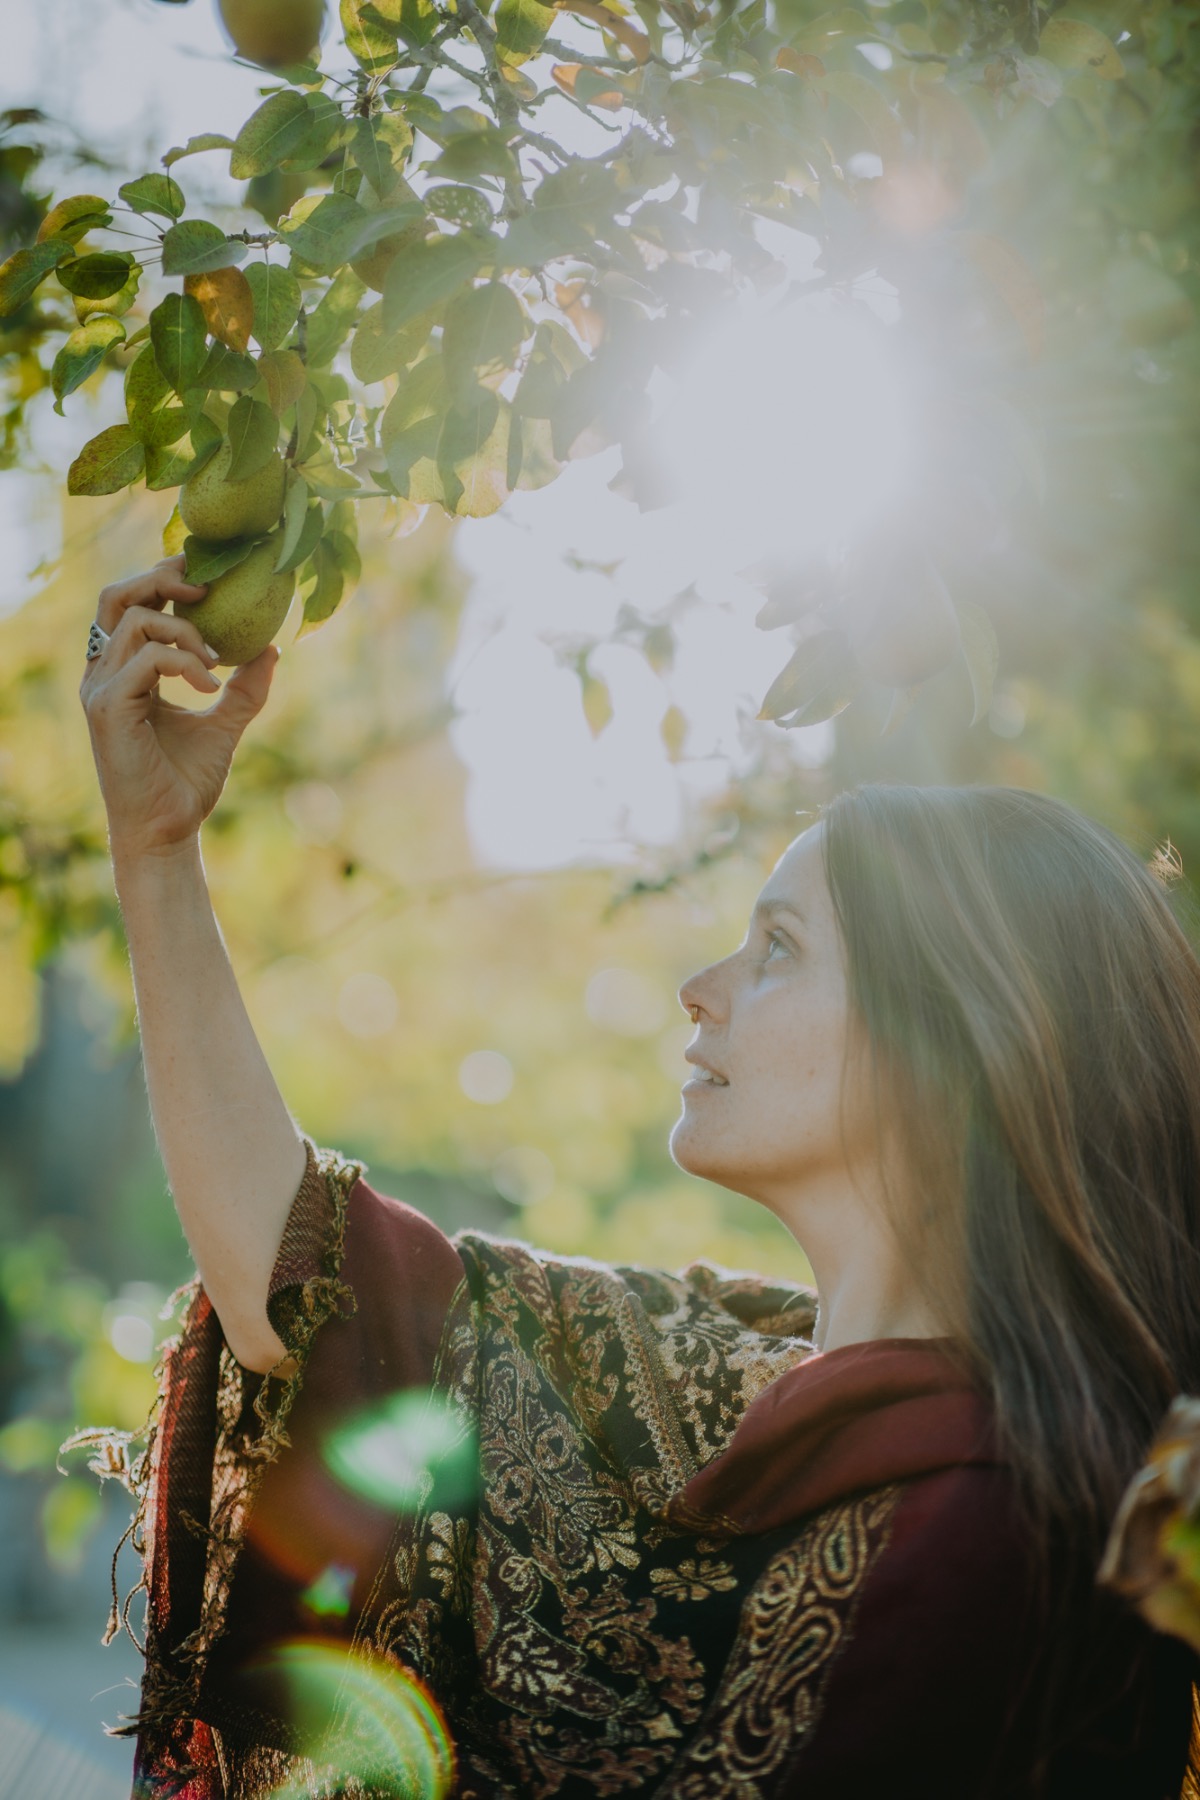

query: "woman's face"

left=670, top=824, right=876, bottom=1212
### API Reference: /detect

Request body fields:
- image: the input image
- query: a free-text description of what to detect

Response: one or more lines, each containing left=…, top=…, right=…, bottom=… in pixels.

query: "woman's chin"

left=668, top=1112, right=716, bottom=1180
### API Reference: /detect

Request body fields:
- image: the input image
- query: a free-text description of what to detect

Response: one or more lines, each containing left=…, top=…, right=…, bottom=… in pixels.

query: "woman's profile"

left=73, top=557, right=1200, bottom=1798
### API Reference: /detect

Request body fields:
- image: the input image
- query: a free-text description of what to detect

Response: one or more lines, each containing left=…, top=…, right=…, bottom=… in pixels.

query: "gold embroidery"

left=651, top=1486, right=902, bottom=1800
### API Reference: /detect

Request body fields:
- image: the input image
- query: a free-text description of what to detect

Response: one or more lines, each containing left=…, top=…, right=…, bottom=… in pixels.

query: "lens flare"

left=323, top=1387, right=477, bottom=1514
left=301, top=1562, right=356, bottom=1620
left=654, top=290, right=914, bottom=578
left=258, top=1640, right=454, bottom=1800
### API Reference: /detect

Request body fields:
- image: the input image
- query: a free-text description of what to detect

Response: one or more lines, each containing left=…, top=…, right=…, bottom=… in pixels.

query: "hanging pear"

left=174, top=542, right=295, bottom=667
left=180, top=441, right=286, bottom=542
left=216, top=0, right=325, bottom=67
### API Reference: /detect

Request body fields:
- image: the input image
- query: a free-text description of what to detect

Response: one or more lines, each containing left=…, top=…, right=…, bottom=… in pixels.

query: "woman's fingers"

left=87, top=641, right=221, bottom=715
left=103, top=603, right=220, bottom=674
left=94, top=555, right=208, bottom=632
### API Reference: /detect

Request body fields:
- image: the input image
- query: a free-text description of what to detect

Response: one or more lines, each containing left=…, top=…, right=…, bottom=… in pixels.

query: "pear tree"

left=0, top=0, right=1195, bottom=729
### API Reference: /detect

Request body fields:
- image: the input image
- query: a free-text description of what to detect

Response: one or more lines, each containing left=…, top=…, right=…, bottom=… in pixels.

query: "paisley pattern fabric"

left=330, top=1232, right=897, bottom=1798
left=85, top=1138, right=1193, bottom=1799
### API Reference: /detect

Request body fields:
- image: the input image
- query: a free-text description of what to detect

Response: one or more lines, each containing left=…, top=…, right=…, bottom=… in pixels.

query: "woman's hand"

left=79, top=554, right=280, bottom=864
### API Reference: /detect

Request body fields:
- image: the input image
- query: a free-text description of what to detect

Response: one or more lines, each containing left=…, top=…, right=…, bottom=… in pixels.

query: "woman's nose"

left=679, top=963, right=723, bottom=1022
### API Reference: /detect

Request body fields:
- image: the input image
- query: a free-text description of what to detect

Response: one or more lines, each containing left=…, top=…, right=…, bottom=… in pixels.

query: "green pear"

left=174, top=542, right=295, bottom=668
left=180, top=442, right=286, bottom=542
left=217, top=0, right=325, bottom=67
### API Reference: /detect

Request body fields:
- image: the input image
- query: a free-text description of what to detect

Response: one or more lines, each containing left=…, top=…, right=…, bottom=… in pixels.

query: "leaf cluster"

left=0, top=0, right=1196, bottom=700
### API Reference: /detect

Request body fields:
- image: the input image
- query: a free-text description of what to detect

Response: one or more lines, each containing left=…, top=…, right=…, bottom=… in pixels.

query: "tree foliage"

left=1, top=0, right=1196, bottom=719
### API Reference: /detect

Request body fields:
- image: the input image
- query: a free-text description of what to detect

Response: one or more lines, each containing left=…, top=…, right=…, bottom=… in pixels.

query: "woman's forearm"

left=113, top=836, right=306, bottom=1371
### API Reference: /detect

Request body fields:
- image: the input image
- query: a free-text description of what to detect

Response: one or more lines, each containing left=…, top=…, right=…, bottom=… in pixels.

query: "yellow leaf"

left=774, top=46, right=825, bottom=81
left=555, top=0, right=652, bottom=64
left=185, top=266, right=255, bottom=352
left=963, top=231, right=1045, bottom=362
left=1039, top=17, right=1124, bottom=79
left=660, top=704, right=687, bottom=761
left=550, top=63, right=627, bottom=110
left=581, top=669, right=613, bottom=736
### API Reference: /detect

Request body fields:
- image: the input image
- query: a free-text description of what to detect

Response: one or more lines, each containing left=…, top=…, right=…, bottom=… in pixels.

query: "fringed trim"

left=60, top=1137, right=365, bottom=1745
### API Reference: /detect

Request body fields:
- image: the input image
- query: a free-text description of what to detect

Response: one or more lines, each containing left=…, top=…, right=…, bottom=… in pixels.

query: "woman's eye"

left=764, top=932, right=791, bottom=962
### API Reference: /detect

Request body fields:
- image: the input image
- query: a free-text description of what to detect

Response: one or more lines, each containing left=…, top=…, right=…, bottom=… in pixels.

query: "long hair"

left=821, top=785, right=1200, bottom=1660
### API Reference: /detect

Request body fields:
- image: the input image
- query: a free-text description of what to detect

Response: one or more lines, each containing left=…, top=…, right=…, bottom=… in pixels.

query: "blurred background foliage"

left=0, top=0, right=1198, bottom=1593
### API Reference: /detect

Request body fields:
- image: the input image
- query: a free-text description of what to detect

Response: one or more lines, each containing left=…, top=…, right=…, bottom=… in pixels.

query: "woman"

left=74, top=559, right=1199, bottom=1799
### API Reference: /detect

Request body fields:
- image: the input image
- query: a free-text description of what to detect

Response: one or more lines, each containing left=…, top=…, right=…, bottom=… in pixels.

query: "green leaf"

left=381, top=355, right=449, bottom=500
left=258, top=348, right=308, bottom=416
left=73, top=261, right=141, bottom=323
left=350, top=298, right=437, bottom=383
left=67, top=423, right=145, bottom=496
left=353, top=113, right=412, bottom=198
left=442, top=281, right=527, bottom=406
left=956, top=601, right=1000, bottom=727
left=183, top=534, right=261, bottom=583
left=56, top=252, right=136, bottom=300
left=195, top=342, right=260, bottom=391
left=51, top=315, right=125, bottom=412
left=188, top=410, right=224, bottom=472
left=341, top=0, right=399, bottom=70
left=118, top=173, right=185, bottom=221
left=150, top=292, right=208, bottom=393
left=279, top=94, right=351, bottom=172
left=230, top=91, right=312, bottom=180
left=0, top=238, right=75, bottom=317
left=298, top=537, right=350, bottom=633
left=426, top=184, right=494, bottom=231
left=161, top=220, right=247, bottom=276
left=821, top=71, right=904, bottom=164
left=296, top=447, right=361, bottom=498
left=275, top=468, right=315, bottom=570
left=1038, top=17, right=1124, bottom=78
left=163, top=133, right=235, bottom=167
left=382, top=233, right=488, bottom=334
left=280, top=192, right=370, bottom=274
left=757, top=630, right=861, bottom=728
left=494, top=0, right=556, bottom=66
left=380, top=0, right=439, bottom=48
left=162, top=503, right=187, bottom=557
left=145, top=442, right=200, bottom=490
left=125, top=345, right=189, bottom=446
left=276, top=496, right=324, bottom=572
left=245, top=262, right=302, bottom=350
left=226, top=394, right=279, bottom=480
left=437, top=390, right=511, bottom=517
left=37, top=195, right=112, bottom=245
left=305, top=266, right=367, bottom=366
left=425, top=128, right=518, bottom=184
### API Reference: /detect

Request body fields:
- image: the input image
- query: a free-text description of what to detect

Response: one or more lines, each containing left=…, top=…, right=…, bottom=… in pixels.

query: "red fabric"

left=680, top=1335, right=997, bottom=1531
left=215, top=1181, right=466, bottom=1673
left=131, top=1169, right=1195, bottom=1798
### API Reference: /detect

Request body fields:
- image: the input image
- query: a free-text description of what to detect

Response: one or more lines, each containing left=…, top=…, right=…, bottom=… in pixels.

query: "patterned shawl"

left=71, top=1139, right=1193, bottom=1800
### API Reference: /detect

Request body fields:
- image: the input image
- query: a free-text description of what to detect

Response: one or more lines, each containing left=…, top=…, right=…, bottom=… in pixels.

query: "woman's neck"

left=776, top=1172, right=950, bottom=1354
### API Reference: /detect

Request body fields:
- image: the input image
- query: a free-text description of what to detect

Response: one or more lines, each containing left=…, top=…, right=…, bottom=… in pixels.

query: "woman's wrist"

left=110, top=832, right=204, bottom=892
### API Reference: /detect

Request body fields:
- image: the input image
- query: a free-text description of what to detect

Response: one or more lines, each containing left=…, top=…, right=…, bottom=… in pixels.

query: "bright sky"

left=1, top=0, right=913, bottom=871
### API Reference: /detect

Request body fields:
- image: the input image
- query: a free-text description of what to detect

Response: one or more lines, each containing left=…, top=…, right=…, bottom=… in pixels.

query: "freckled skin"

left=672, top=825, right=942, bottom=1351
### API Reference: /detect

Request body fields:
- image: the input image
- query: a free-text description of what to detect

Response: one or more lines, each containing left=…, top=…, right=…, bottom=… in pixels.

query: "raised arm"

left=80, top=558, right=303, bottom=1372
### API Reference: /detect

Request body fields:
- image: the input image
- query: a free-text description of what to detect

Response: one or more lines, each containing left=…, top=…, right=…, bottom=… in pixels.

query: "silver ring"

left=86, top=622, right=110, bottom=662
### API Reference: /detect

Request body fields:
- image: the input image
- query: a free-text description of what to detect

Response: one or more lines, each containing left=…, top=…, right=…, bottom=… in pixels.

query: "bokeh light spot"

left=108, top=1312, right=153, bottom=1363
left=492, top=1145, right=556, bottom=1205
left=283, top=780, right=344, bottom=844
left=337, top=972, right=399, bottom=1039
left=585, top=966, right=668, bottom=1037
left=257, top=1640, right=453, bottom=1800
left=458, top=1049, right=514, bottom=1105
left=324, top=1388, right=477, bottom=1514
left=301, top=1563, right=356, bottom=1620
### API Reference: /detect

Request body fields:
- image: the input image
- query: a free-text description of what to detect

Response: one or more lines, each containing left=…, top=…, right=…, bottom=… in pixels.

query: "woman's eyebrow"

left=753, top=897, right=807, bottom=928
